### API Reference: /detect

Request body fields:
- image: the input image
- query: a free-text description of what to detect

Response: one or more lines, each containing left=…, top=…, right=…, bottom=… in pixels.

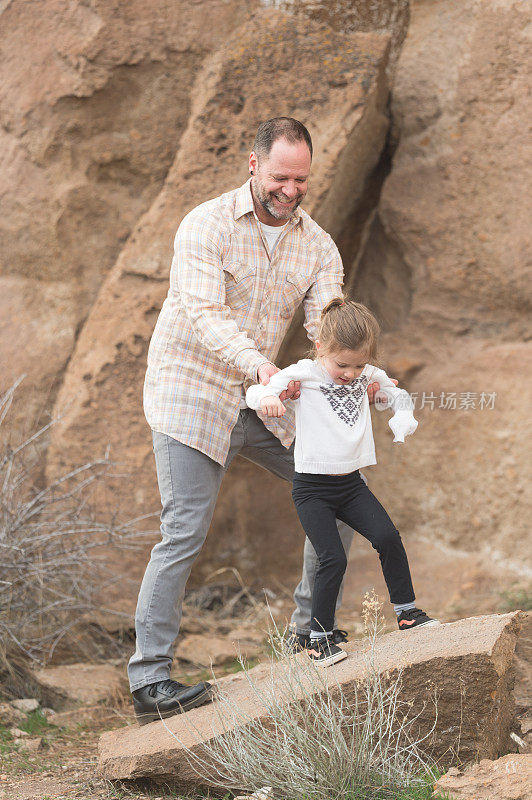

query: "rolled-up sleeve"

left=172, top=211, right=269, bottom=380
left=302, top=237, right=344, bottom=342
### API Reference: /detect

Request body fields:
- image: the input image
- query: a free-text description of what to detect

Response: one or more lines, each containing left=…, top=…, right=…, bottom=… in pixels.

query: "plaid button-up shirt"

left=144, top=179, right=344, bottom=465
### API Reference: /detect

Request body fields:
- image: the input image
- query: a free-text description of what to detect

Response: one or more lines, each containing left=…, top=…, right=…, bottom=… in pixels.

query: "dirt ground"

left=1, top=533, right=529, bottom=800
left=0, top=681, right=227, bottom=800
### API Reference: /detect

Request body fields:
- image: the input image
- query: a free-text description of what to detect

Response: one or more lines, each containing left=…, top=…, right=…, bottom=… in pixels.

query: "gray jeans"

left=128, top=409, right=355, bottom=691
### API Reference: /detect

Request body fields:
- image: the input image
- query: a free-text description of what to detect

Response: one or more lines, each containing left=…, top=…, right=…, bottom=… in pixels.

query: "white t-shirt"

left=246, top=359, right=417, bottom=474
left=259, top=220, right=288, bottom=255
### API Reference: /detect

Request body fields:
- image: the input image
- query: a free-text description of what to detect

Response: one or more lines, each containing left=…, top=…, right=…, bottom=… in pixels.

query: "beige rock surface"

left=367, top=341, right=532, bottom=574
left=9, top=699, right=39, bottom=714
left=8, top=728, right=28, bottom=739
left=177, top=634, right=258, bottom=668
left=98, top=612, right=523, bottom=787
left=2, top=0, right=530, bottom=616
left=31, top=662, right=127, bottom=709
left=272, top=0, right=410, bottom=54
left=16, top=737, right=43, bottom=754
left=0, top=704, right=26, bottom=728
left=352, top=0, right=532, bottom=572
left=434, top=754, right=532, bottom=800
left=514, top=613, right=532, bottom=753
left=0, top=0, right=258, bottom=427
left=359, top=0, right=531, bottom=323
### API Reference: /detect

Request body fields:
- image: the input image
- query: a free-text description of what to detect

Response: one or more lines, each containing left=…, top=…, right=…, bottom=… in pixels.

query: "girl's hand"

left=280, top=380, right=301, bottom=401
left=367, top=379, right=398, bottom=404
left=260, top=395, right=286, bottom=418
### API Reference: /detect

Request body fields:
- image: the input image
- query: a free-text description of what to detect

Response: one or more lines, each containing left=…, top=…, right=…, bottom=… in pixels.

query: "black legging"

left=292, top=470, right=415, bottom=634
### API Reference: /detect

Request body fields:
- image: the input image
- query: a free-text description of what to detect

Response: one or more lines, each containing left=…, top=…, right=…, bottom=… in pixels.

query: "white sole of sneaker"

left=310, top=649, right=348, bottom=667
left=416, top=619, right=441, bottom=627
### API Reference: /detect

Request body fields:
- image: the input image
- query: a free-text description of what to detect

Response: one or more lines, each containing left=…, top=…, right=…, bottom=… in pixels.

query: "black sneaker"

left=307, top=637, right=348, bottom=667
left=285, top=631, right=311, bottom=652
left=286, top=628, right=348, bottom=652
left=330, top=628, right=348, bottom=645
left=132, top=678, right=214, bottom=725
left=397, top=608, right=440, bottom=630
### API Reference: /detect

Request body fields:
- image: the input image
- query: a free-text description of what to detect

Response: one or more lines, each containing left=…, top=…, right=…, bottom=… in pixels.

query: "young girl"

left=246, top=298, right=439, bottom=666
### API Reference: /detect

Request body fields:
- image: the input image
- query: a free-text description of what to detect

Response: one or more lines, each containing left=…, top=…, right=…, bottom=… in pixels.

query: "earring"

left=250, top=170, right=254, bottom=175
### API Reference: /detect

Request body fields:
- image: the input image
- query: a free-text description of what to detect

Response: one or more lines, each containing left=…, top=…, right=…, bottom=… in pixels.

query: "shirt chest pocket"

left=280, top=271, right=312, bottom=319
left=223, top=262, right=256, bottom=310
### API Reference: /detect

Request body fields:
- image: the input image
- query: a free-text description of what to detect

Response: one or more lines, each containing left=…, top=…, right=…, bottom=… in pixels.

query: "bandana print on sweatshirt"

left=319, top=375, right=370, bottom=427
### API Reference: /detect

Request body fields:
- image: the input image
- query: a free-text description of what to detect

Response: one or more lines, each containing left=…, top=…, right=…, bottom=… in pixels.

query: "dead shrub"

left=0, top=379, right=155, bottom=678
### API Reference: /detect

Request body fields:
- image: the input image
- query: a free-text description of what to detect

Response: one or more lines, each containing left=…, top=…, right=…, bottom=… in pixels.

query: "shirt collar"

left=234, top=179, right=303, bottom=229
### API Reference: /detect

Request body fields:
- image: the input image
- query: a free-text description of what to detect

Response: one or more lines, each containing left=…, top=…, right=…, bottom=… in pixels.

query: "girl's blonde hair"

left=314, top=297, right=380, bottom=361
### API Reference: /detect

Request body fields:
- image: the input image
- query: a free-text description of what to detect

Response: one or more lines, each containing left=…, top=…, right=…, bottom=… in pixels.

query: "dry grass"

left=0, top=379, right=156, bottom=676
left=167, top=593, right=438, bottom=800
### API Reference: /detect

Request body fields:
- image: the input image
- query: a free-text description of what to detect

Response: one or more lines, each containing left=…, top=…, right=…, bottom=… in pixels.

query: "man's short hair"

left=253, top=117, right=313, bottom=160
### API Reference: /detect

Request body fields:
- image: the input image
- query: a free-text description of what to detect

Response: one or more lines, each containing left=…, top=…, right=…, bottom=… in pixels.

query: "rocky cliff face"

left=355, top=0, right=531, bottom=573
left=1, top=0, right=530, bottom=612
left=0, top=0, right=249, bottom=429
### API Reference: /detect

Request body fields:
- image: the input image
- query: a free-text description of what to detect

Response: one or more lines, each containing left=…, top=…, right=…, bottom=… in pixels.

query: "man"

left=130, top=117, right=385, bottom=725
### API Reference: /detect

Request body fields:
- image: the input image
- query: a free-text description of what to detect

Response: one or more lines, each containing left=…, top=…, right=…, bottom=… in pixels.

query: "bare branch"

left=0, top=378, right=156, bottom=668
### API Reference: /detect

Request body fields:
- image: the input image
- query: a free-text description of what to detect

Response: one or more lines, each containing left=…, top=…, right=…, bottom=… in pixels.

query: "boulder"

left=434, top=754, right=532, bottom=800
left=368, top=341, right=532, bottom=577
left=275, top=0, right=410, bottom=73
left=177, top=634, right=259, bottom=669
left=98, top=612, right=524, bottom=789
left=0, top=704, right=26, bottom=727
left=9, top=699, right=39, bottom=714
left=16, top=737, right=43, bottom=754
left=31, top=662, right=127, bottom=709
left=9, top=728, right=28, bottom=738
left=514, top=612, right=532, bottom=753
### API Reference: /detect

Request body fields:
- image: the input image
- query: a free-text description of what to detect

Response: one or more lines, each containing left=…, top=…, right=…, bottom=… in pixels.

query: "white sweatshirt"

left=245, top=359, right=417, bottom=474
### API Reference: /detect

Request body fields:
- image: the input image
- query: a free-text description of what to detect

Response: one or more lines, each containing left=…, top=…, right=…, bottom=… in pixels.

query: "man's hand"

left=260, top=395, right=286, bottom=418
left=367, top=379, right=398, bottom=405
left=257, top=362, right=279, bottom=384
left=257, top=362, right=301, bottom=402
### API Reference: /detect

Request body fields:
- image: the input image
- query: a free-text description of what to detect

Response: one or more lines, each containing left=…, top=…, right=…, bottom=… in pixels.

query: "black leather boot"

left=132, top=678, right=214, bottom=725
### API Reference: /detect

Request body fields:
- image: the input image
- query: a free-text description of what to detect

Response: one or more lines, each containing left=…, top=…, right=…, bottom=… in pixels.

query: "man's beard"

left=253, top=178, right=304, bottom=221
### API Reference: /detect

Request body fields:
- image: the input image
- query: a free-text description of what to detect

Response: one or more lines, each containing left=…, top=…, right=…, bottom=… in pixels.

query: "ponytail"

left=320, top=297, right=344, bottom=319
left=315, top=297, right=380, bottom=361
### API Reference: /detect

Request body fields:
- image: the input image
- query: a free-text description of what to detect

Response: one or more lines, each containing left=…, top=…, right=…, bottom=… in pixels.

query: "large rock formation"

left=2, top=0, right=530, bottom=611
left=43, top=8, right=394, bottom=605
left=347, top=0, right=532, bottom=575
left=0, top=0, right=247, bottom=431
left=98, top=612, right=524, bottom=788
